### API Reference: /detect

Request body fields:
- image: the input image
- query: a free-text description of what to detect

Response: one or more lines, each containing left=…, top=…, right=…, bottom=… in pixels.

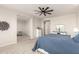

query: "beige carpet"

left=0, top=36, right=37, bottom=54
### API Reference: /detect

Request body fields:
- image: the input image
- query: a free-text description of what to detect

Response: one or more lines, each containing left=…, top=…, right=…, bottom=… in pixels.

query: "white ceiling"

left=0, top=4, right=79, bottom=19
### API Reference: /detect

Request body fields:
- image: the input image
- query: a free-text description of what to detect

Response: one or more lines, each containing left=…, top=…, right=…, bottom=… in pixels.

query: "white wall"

left=32, top=17, right=42, bottom=38
left=17, top=13, right=79, bottom=39
left=43, top=14, right=79, bottom=36
left=77, top=13, right=79, bottom=29
left=0, top=7, right=17, bottom=47
left=25, top=17, right=42, bottom=39
left=17, top=20, right=25, bottom=32
left=24, top=20, right=31, bottom=37
left=50, top=14, right=77, bottom=35
left=17, top=15, right=42, bottom=39
left=17, top=19, right=28, bottom=36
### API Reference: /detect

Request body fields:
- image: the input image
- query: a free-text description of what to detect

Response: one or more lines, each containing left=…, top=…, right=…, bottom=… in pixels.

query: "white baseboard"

left=0, top=41, right=17, bottom=47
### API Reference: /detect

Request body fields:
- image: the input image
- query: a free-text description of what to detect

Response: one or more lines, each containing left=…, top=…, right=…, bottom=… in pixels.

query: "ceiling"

left=0, top=4, right=79, bottom=19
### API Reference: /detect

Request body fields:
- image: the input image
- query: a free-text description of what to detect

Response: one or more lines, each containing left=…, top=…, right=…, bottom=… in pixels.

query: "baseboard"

left=0, top=41, right=17, bottom=47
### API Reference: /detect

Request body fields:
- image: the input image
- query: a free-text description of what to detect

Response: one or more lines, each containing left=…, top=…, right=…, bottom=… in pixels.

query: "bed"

left=32, top=34, right=79, bottom=54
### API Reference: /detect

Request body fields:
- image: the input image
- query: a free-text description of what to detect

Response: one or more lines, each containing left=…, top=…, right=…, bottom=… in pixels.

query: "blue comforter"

left=32, top=34, right=79, bottom=54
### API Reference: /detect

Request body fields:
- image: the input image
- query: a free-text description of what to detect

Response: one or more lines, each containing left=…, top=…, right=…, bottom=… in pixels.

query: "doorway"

left=43, top=20, right=50, bottom=35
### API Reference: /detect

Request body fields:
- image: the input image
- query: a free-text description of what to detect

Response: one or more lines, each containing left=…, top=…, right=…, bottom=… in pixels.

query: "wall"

left=50, top=14, right=77, bottom=35
left=32, top=17, right=42, bottom=38
left=17, top=19, right=28, bottom=36
left=43, top=14, right=79, bottom=36
left=17, top=15, right=42, bottom=39
left=17, top=13, right=79, bottom=39
left=77, top=13, right=79, bottom=29
left=17, top=20, right=25, bottom=32
left=24, top=19, right=31, bottom=37
left=0, top=7, right=17, bottom=47
left=25, top=17, right=42, bottom=39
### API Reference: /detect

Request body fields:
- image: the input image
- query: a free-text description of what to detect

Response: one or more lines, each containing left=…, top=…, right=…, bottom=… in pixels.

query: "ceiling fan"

left=35, top=7, right=53, bottom=16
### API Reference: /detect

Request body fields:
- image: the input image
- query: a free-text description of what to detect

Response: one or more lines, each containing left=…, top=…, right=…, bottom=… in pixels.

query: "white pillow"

left=37, top=48, right=49, bottom=54
left=71, top=32, right=79, bottom=38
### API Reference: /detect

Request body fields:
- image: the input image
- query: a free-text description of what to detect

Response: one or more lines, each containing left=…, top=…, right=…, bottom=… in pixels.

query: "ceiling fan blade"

left=39, top=12, right=42, bottom=16
left=45, top=7, right=49, bottom=11
left=46, top=10, right=53, bottom=12
left=46, top=12, right=52, bottom=15
left=34, top=10, right=41, bottom=12
left=44, top=13, right=46, bottom=16
left=38, top=7, right=42, bottom=11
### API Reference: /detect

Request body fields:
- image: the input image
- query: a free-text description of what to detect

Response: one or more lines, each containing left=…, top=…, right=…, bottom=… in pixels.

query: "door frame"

left=43, top=20, right=50, bottom=35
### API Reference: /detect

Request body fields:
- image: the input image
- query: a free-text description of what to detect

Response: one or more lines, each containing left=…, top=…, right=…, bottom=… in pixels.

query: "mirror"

left=56, top=24, right=64, bottom=32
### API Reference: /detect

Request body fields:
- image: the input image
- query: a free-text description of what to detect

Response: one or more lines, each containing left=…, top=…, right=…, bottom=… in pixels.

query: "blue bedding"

left=32, top=34, right=79, bottom=54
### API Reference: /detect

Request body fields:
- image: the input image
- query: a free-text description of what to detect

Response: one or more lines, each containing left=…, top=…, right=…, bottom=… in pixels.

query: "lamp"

left=73, top=27, right=79, bottom=33
left=71, top=27, right=79, bottom=38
